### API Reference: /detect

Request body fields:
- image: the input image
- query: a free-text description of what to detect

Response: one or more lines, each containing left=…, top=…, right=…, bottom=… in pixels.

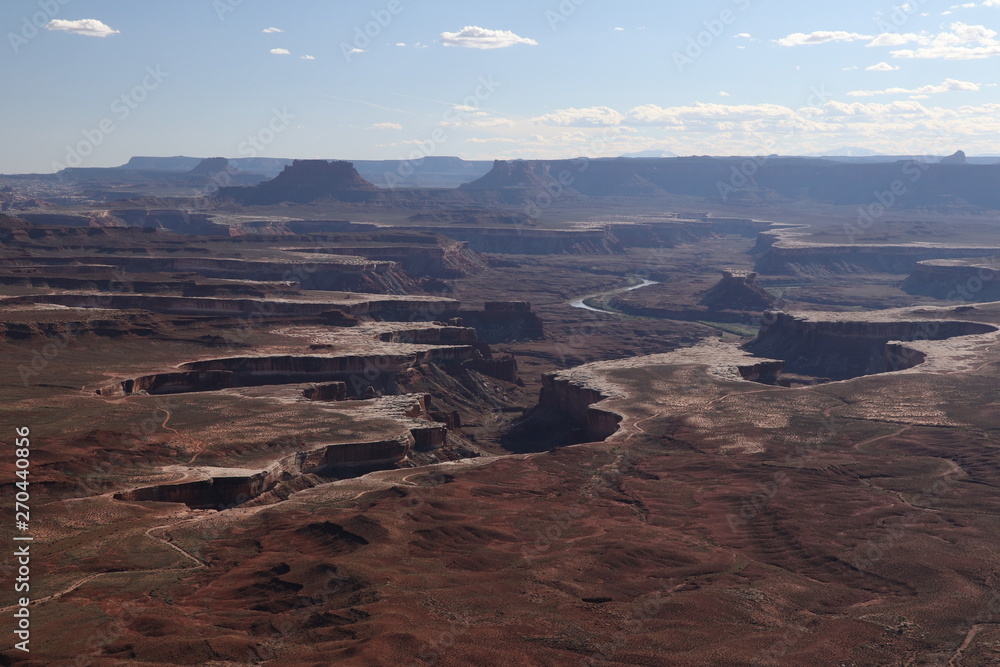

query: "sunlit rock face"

left=745, top=311, right=997, bottom=380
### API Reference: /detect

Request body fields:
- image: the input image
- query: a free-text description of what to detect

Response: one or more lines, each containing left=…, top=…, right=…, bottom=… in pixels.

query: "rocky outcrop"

left=0, top=314, right=160, bottom=341
left=901, top=259, right=1000, bottom=302
left=188, top=157, right=231, bottom=175
left=289, top=242, right=485, bottom=278
left=457, top=302, right=544, bottom=343
left=538, top=374, right=621, bottom=442
left=303, top=382, right=348, bottom=401
left=464, top=354, right=518, bottom=384
left=114, top=474, right=266, bottom=510
left=377, top=326, right=478, bottom=345
left=459, top=160, right=585, bottom=198
left=736, top=360, right=784, bottom=383
left=97, top=371, right=236, bottom=397
left=179, top=349, right=476, bottom=393
left=113, top=434, right=415, bottom=509
left=940, top=150, right=967, bottom=165
left=219, top=160, right=379, bottom=204
left=744, top=311, right=997, bottom=380
left=699, top=270, right=781, bottom=311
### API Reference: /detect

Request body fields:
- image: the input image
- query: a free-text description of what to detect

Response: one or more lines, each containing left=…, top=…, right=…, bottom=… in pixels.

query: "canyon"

left=5, top=155, right=1000, bottom=666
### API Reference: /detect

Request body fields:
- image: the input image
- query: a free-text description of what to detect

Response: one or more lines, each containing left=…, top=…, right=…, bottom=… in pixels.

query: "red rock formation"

left=699, top=270, right=781, bottom=311
left=458, top=302, right=544, bottom=343
left=539, top=374, right=622, bottom=442
left=96, top=371, right=237, bottom=397
left=744, top=311, right=996, bottom=379
left=220, top=160, right=379, bottom=204
left=302, top=382, right=348, bottom=401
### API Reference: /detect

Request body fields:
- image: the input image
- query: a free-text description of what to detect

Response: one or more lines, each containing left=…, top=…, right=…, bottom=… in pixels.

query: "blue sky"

left=2, top=0, right=999, bottom=173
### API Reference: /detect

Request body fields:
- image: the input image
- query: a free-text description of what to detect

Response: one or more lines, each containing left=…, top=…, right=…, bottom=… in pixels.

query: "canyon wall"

left=538, top=374, right=622, bottom=442
left=457, top=302, right=544, bottom=343
left=901, top=259, right=1000, bottom=302
left=0, top=253, right=415, bottom=293
left=756, top=244, right=1000, bottom=275
left=744, top=311, right=996, bottom=379
left=113, top=434, right=415, bottom=509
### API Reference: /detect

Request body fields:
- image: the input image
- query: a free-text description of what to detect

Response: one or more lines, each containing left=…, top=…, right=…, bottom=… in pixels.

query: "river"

left=568, top=279, right=659, bottom=315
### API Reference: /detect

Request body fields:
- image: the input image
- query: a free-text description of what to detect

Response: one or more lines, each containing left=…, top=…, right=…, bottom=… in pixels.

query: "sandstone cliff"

left=901, top=259, right=1000, bottom=302
left=744, top=311, right=996, bottom=379
left=218, top=160, right=379, bottom=204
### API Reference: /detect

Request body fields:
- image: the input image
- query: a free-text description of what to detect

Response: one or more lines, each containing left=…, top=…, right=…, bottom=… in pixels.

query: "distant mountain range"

left=113, top=155, right=494, bottom=188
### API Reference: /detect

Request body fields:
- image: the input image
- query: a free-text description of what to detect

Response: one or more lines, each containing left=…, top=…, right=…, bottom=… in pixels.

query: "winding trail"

left=853, top=425, right=913, bottom=452
left=0, top=510, right=207, bottom=614
left=948, top=623, right=994, bottom=666
left=159, top=407, right=207, bottom=465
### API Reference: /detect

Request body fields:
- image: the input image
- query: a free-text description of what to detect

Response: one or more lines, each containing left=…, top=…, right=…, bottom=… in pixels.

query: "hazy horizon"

left=3, top=0, right=1000, bottom=174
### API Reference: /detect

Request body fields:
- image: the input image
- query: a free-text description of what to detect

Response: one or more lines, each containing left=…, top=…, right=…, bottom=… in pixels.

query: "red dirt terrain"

left=4, top=194, right=1000, bottom=665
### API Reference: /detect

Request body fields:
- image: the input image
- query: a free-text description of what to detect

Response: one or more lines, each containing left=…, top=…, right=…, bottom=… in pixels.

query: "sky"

left=2, top=0, right=1000, bottom=173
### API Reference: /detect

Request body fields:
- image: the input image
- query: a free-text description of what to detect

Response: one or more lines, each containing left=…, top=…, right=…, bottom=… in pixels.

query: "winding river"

left=568, top=279, right=659, bottom=315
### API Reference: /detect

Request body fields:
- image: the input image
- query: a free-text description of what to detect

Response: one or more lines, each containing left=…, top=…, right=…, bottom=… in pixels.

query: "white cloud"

left=440, top=26, right=538, bottom=49
left=867, top=32, right=929, bottom=47
left=466, top=137, right=520, bottom=144
left=843, top=65, right=860, bottom=70
left=614, top=27, right=625, bottom=31
left=881, top=22, right=1000, bottom=59
left=735, top=32, right=753, bottom=39
left=269, top=48, right=290, bottom=55
left=263, top=27, right=284, bottom=33
left=44, top=19, right=119, bottom=38
left=985, top=0, right=1000, bottom=6
left=372, top=122, right=403, bottom=130
left=719, top=91, right=731, bottom=97
left=453, top=100, right=1000, bottom=159
left=847, top=77, right=981, bottom=97
left=348, top=48, right=365, bottom=55
left=776, top=31, right=873, bottom=46
left=780, top=22, right=1000, bottom=59
left=300, top=55, right=316, bottom=60
left=625, top=102, right=808, bottom=127
left=531, top=106, right=625, bottom=126
left=396, top=42, right=407, bottom=46
left=866, top=61, right=901, bottom=70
